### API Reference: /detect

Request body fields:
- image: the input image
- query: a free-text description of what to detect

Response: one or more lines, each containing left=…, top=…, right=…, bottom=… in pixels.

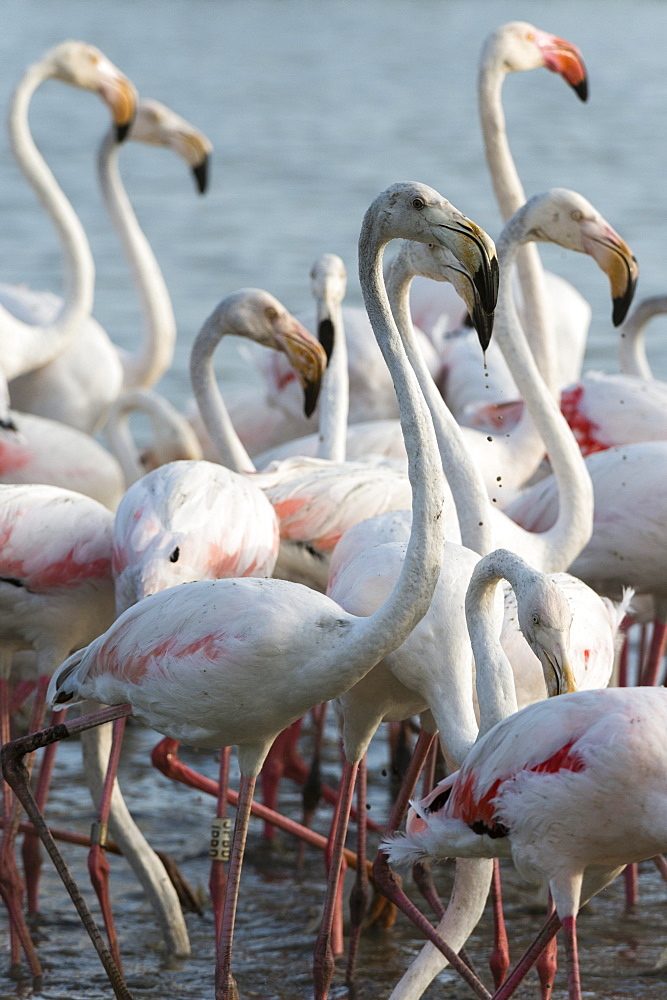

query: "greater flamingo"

left=0, top=181, right=498, bottom=1000
left=385, top=682, right=667, bottom=1000
left=0, top=42, right=136, bottom=387
left=7, top=97, right=212, bottom=433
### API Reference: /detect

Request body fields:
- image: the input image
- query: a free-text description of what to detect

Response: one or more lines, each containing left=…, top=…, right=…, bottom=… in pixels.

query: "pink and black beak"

left=535, top=29, right=589, bottom=102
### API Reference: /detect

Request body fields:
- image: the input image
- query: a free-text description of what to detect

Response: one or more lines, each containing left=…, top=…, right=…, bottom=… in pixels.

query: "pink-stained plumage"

left=112, top=459, right=279, bottom=614
left=385, top=687, right=667, bottom=999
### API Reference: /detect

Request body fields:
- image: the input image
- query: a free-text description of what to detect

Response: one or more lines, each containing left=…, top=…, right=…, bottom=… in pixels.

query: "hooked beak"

left=274, top=317, right=328, bottom=418
left=192, top=154, right=209, bottom=195
left=538, top=637, right=577, bottom=697
left=535, top=30, right=589, bottom=102
left=442, top=262, right=495, bottom=354
left=581, top=221, right=639, bottom=326
left=96, top=59, right=137, bottom=141
left=425, top=209, right=499, bottom=350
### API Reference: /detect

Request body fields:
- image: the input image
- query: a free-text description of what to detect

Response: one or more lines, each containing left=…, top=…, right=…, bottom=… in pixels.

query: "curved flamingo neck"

left=386, top=248, right=494, bottom=556
left=97, top=129, right=176, bottom=390
left=189, top=313, right=257, bottom=475
left=495, top=212, right=593, bottom=572
left=314, top=293, right=348, bottom=463
left=3, top=59, right=95, bottom=377
left=617, top=295, right=667, bottom=380
left=350, top=210, right=446, bottom=666
left=478, top=43, right=558, bottom=392
left=465, top=549, right=523, bottom=735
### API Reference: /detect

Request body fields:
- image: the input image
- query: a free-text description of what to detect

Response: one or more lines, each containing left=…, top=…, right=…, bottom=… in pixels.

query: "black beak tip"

left=571, top=77, right=589, bottom=103
left=115, top=121, right=132, bottom=143
left=473, top=305, right=494, bottom=353
left=612, top=270, right=638, bottom=327
left=317, top=318, right=335, bottom=364
left=192, top=156, right=209, bottom=195
left=0, top=417, right=18, bottom=433
left=303, top=382, right=321, bottom=419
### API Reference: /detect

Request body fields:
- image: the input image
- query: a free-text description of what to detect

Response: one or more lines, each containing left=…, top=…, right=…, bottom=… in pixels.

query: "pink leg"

left=314, top=758, right=359, bottom=1000
left=1, top=706, right=134, bottom=999
left=209, top=746, right=231, bottom=941
left=0, top=674, right=50, bottom=977
left=640, top=621, right=667, bottom=686
left=345, top=755, right=369, bottom=988
left=489, top=860, right=510, bottom=988
left=214, top=772, right=256, bottom=1000
left=22, top=707, right=66, bottom=915
left=88, top=716, right=127, bottom=973
left=372, top=731, right=491, bottom=1000
left=624, top=862, right=638, bottom=916
left=561, top=914, right=582, bottom=1000
left=492, top=911, right=561, bottom=1000
left=653, top=855, right=667, bottom=882
left=536, top=894, right=557, bottom=1000
left=260, top=719, right=302, bottom=839
left=411, top=740, right=445, bottom=919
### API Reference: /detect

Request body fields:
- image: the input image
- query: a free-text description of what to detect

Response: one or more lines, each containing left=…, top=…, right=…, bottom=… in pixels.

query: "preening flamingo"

left=385, top=685, right=667, bottom=1000
left=0, top=42, right=136, bottom=388
left=0, top=180, right=498, bottom=1000
left=8, top=97, right=212, bottom=433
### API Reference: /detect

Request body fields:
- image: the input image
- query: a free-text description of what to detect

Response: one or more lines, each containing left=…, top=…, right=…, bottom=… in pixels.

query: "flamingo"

left=7, top=97, right=212, bottom=433
left=617, top=294, right=667, bottom=379
left=0, top=42, right=136, bottom=387
left=411, top=21, right=590, bottom=407
left=0, top=180, right=501, bottom=1000
left=384, top=682, right=667, bottom=1000
left=0, top=483, right=193, bottom=970
left=0, top=484, right=116, bottom=976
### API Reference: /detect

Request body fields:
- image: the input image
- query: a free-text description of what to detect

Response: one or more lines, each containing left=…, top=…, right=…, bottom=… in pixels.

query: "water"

left=2, top=1, right=667, bottom=997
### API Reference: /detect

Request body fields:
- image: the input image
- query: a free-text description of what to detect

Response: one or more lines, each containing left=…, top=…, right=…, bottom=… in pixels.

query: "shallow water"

left=2, top=712, right=667, bottom=1000
left=2, top=1, right=667, bottom=996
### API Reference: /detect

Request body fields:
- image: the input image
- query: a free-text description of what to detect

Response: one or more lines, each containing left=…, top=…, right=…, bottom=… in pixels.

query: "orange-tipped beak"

left=275, top=317, right=328, bottom=418
left=535, top=30, right=588, bottom=101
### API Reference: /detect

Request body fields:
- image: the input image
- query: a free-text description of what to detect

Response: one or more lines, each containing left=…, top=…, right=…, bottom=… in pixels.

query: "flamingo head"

left=486, top=22, right=588, bottom=101
left=519, top=188, right=639, bottom=326
left=127, top=98, right=213, bottom=194
left=42, top=41, right=137, bottom=140
left=514, top=569, right=577, bottom=698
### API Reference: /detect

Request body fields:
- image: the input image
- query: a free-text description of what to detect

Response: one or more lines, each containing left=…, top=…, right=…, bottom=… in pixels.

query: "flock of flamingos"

left=2, top=18, right=667, bottom=1000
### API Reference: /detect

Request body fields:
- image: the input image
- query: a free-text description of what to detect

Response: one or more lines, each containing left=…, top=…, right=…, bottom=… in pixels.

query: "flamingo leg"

left=561, top=914, right=582, bottom=1000
left=22, top=707, right=66, bottom=915
left=259, top=720, right=302, bottom=840
left=411, top=739, right=445, bottom=919
left=297, top=702, right=327, bottom=866
left=372, top=730, right=492, bottom=1000
left=0, top=674, right=49, bottom=978
left=1, top=706, right=135, bottom=1000
left=536, top=893, right=558, bottom=1000
left=314, top=758, right=358, bottom=1000
left=209, top=745, right=231, bottom=942
left=491, top=911, right=562, bottom=1000
left=640, top=620, right=667, bottom=686
left=489, top=860, right=510, bottom=988
left=345, top=755, right=369, bottom=988
left=214, top=771, right=256, bottom=1000
left=88, top=715, right=127, bottom=973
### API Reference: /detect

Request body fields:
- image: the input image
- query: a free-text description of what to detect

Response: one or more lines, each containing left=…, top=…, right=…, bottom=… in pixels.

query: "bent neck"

left=465, top=549, right=523, bottom=735
left=495, top=213, right=593, bottom=572
left=4, top=61, right=95, bottom=375
left=386, top=249, right=494, bottom=556
left=98, top=130, right=176, bottom=390
left=189, top=314, right=257, bottom=475
left=347, top=213, right=446, bottom=667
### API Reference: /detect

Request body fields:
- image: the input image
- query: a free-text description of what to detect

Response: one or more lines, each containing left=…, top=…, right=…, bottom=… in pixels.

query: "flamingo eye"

left=169, top=547, right=180, bottom=563
left=571, top=210, right=583, bottom=222
left=526, top=31, right=535, bottom=42
left=412, top=197, right=425, bottom=211
left=265, top=306, right=278, bottom=320
left=532, top=614, right=540, bottom=625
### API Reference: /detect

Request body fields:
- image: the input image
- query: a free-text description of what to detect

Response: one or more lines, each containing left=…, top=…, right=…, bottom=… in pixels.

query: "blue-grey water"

left=2, top=2, right=667, bottom=998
